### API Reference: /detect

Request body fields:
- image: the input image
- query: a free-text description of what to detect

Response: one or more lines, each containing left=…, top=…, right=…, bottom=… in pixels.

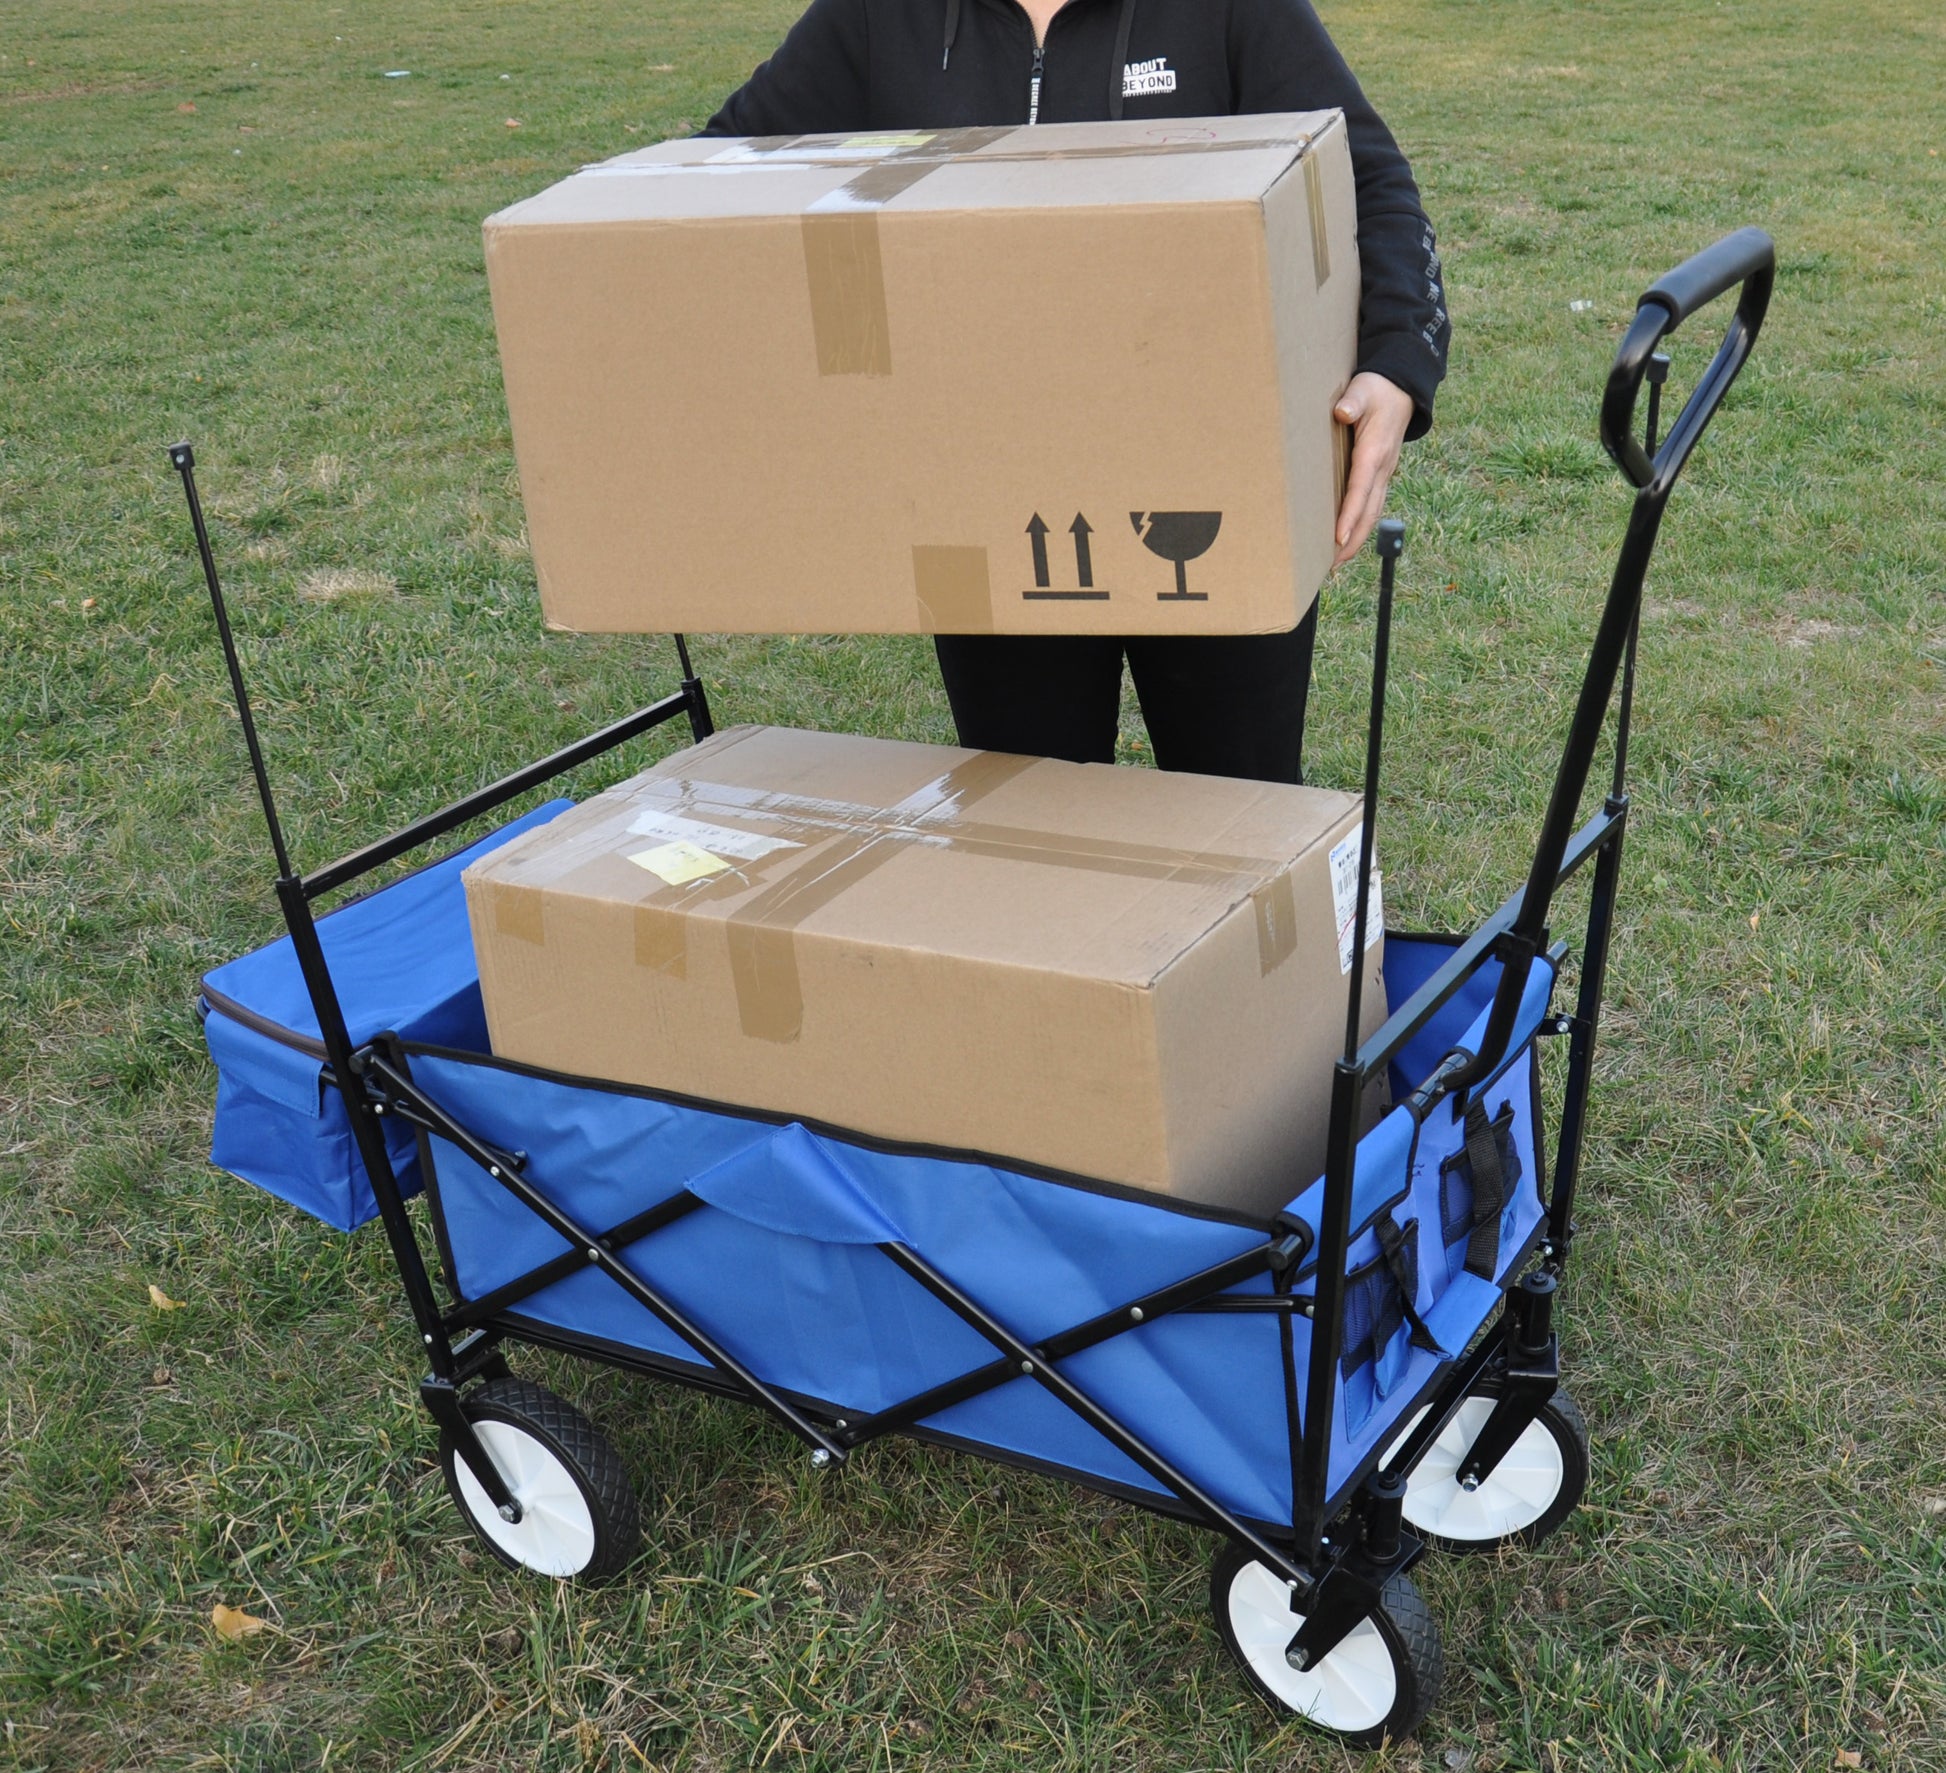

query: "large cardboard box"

left=484, top=113, right=1359, bottom=637
left=464, top=728, right=1384, bottom=1219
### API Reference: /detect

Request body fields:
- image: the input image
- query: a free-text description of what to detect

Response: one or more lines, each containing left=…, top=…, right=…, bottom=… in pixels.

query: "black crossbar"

left=1355, top=803, right=1622, bottom=1082
left=879, top=1242, right=1312, bottom=1592
left=366, top=1054, right=849, bottom=1463
left=837, top=1242, right=1279, bottom=1446
left=301, top=688, right=695, bottom=901
left=444, top=1190, right=705, bottom=1334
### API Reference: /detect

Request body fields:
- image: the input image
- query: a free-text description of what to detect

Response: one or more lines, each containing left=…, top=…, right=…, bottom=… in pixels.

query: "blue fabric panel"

left=402, top=942, right=1559, bottom=1521
left=1382, top=936, right=1501, bottom=1103
left=206, top=1015, right=420, bottom=1232
left=690, top=1123, right=909, bottom=1246
left=200, top=799, right=572, bottom=1230
left=202, top=798, right=571, bottom=1049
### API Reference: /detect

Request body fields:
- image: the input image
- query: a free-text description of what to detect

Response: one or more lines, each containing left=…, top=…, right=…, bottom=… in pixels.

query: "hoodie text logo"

left=1122, top=57, right=1177, bottom=98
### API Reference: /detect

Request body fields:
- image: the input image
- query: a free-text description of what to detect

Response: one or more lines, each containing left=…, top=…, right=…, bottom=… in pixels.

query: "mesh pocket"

left=1339, top=1222, right=1419, bottom=1381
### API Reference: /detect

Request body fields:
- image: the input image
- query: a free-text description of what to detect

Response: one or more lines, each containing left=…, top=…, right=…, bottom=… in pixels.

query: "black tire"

left=1210, top=1541, right=1443, bottom=1748
left=1401, top=1380, right=1589, bottom=1554
left=439, top=1376, right=640, bottom=1581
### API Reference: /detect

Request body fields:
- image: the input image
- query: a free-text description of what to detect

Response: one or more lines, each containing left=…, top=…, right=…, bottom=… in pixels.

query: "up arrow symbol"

left=1026, top=513, right=1051, bottom=588
left=1069, top=514, right=1094, bottom=588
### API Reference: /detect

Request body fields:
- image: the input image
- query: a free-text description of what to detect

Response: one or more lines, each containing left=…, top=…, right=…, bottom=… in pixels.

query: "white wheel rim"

left=453, top=1419, right=598, bottom=1577
left=1225, top=1558, right=1398, bottom=1732
left=1387, top=1398, right=1565, bottom=1543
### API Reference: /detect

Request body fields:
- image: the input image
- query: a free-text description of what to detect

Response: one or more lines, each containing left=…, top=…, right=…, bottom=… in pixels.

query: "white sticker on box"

left=626, top=808, right=800, bottom=865
left=628, top=840, right=733, bottom=886
left=1328, top=825, right=1383, bottom=974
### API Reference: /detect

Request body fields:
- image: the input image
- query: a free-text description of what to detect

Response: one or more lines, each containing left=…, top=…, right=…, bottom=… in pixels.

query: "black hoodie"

left=704, top=0, right=1449, bottom=435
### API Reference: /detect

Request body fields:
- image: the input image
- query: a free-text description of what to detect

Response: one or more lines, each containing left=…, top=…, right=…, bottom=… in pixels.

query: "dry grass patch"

left=296, top=567, right=396, bottom=602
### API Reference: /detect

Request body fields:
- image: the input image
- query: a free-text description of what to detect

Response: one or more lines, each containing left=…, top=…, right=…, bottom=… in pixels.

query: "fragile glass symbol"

left=1131, top=512, right=1222, bottom=600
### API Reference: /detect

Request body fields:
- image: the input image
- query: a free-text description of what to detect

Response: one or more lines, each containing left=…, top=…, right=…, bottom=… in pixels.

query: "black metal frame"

left=171, top=227, right=1772, bottom=1633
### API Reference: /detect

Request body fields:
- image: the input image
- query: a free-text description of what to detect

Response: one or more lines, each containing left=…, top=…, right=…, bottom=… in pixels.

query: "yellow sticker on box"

left=629, top=839, right=733, bottom=886
left=844, top=133, right=934, bottom=149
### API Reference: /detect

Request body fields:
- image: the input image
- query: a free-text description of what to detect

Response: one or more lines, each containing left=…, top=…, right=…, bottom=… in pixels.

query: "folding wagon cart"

left=182, top=231, right=1771, bottom=1746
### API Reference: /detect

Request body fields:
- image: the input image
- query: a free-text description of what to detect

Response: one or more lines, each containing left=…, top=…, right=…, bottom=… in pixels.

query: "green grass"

left=2, top=0, right=1943, bottom=1767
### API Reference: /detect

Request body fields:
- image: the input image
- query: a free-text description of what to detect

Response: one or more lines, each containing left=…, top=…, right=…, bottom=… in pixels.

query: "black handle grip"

left=1602, top=227, right=1774, bottom=491
left=1450, top=228, right=1774, bottom=1101
left=1640, top=225, right=1775, bottom=329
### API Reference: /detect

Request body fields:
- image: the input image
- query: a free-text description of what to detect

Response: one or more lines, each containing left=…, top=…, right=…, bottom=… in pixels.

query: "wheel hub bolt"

left=498, top=1503, right=520, bottom=1522
left=810, top=1449, right=832, bottom=1470
left=1460, top=1473, right=1482, bottom=1492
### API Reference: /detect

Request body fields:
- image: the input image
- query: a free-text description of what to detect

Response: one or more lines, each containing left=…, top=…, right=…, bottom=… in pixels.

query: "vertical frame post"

left=1545, top=350, right=1666, bottom=1265
left=1294, top=520, right=1403, bottom=1559
left=673, top=633, right=715, bottom=741
left=170, top=442, right=457, bottom=1375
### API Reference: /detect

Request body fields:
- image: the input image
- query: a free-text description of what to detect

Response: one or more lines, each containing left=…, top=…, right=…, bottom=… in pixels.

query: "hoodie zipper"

left=1027, top=43, right=1045, bottom=124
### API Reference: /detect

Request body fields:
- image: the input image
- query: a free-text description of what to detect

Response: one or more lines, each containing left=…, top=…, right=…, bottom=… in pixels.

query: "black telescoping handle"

left=1443, top=228, right=1773, bottom=1099
left=1601, top=226, right=1774, bottom=491
left=1642, top=224, right=1777, bottom=328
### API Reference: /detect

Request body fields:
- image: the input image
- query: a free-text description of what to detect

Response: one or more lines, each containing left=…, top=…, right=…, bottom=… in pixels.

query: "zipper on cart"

left=1027, top=44, right=1045, bottom=124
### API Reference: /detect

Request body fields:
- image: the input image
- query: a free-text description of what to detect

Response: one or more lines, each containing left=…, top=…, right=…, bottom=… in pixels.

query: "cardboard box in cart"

left=483, top=113, right=1359, bottom=637
left=464, top=727, right=1384, bottom=1220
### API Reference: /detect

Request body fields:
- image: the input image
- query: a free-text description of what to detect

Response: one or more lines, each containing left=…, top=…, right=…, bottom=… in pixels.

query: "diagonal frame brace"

left=878, top=1242, right=1315, bottom=1595
left=363, top=1051, right=850, bottom=1464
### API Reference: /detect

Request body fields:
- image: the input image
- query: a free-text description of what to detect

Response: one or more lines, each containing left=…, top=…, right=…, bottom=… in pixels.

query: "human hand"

left=1332, top=373, right=1417, bottom=567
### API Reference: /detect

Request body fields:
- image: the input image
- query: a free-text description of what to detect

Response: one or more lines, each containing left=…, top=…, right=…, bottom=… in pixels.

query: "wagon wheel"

left=1389, top=1380, right=1589, bottom=1553
left=440, top=1376, right=641, bottom=1580
left=1210, top=1541, right=1443, bottom=1747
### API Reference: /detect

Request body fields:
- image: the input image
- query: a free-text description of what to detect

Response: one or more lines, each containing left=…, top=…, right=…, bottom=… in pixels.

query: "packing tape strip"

left=793, top=125, right=1318, bottom=379
left=719, top=750, right=1037, bottom=1040
left=799, top=135, right=1010, bottom=377
left=1304, top=152, right=1331, bottom=288
left=609, top=756, right=1315, bottom=1040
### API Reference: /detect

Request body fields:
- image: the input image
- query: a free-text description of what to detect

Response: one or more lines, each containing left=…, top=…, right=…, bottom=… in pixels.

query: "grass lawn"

left=2, top=0, right=1943, bottom=1767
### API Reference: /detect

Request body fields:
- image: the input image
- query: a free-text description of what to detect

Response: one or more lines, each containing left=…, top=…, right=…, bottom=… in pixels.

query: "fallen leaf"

left=1921, top=1494, right=1946, bottom=1515
left=1835, top=1752, right=1863, bottom=1769
left=81, top=597, right=97, bottom=610
left=177, top=101, right=197, bottom=113
left=148, top=1283, right=185, bottom=1311
left=1748, top=911, right=1760, bottom=930
left=504, top=117, right=521, bottom=129
left=211, top=1603, right=266, bottom=1640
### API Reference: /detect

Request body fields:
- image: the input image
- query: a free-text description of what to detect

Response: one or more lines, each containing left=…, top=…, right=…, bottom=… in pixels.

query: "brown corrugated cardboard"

left=484, top=113, right=1359, bottom=637
left=464, top=727, right=1385, bottom=1220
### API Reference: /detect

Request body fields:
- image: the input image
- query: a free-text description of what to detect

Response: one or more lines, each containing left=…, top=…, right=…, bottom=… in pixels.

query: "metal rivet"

left=1129, top=1307, right=1145, bottom=1323
left=488, top=1166, right=500, bottom=1179
left=835, top=1420, right=848, bottom=1430
left=1020, top=1360, right=1034, bottom=1375
left=586, top=1248, right=600, bottom=1262
left=423, top=1334, right=434, bottom=1345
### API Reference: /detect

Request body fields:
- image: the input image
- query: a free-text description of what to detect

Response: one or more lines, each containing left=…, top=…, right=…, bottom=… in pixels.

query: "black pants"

left=933, top=605, right=1319, bottom=785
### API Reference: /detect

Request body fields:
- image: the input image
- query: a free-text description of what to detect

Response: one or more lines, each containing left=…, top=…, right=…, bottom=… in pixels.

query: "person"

left=705, top=0, right=1448, bottom=784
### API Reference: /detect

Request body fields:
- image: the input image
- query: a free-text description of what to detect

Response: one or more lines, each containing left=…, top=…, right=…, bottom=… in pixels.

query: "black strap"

left=1462, top=1100, right=1505, bottom=1279
left=1373, top=1213, right=1440, bottom=1354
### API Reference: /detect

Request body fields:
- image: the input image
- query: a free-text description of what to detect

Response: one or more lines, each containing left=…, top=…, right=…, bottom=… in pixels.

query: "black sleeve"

left=702, top=0, right=873, bottom=138
left=1229, top=0, right=1449, bottom=437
